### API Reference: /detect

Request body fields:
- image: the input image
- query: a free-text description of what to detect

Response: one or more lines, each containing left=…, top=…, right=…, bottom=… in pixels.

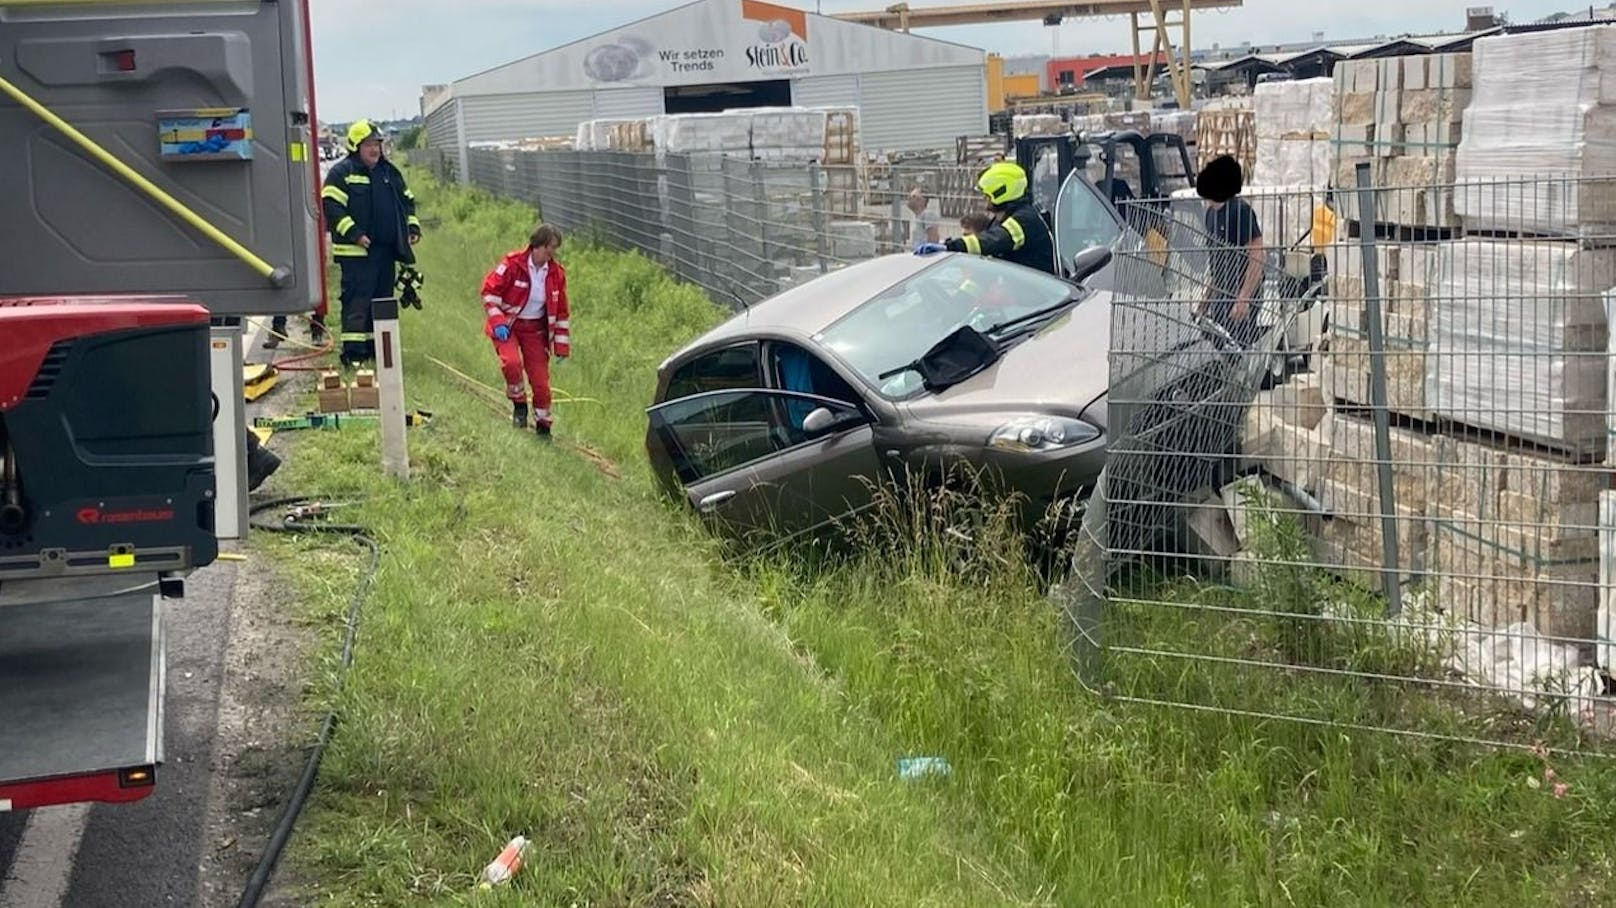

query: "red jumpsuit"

left=479, top=248, right=572, bottom=428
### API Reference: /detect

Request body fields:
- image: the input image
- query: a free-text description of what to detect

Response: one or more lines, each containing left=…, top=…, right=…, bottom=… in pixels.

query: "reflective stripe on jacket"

left=321, top=155, right=421, bottom=263
left=479, top=248, right=572, bottom=357
left=943, top=199, right=1057, bottom=275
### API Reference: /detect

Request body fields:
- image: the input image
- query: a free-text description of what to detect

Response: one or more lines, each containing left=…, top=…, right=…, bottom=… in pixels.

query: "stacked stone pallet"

left=1330, top=53, right=1472, bottom=229
left=1251, top=77, right=1332, bottom=189
left=1239, top=377, right=1606, bottom=638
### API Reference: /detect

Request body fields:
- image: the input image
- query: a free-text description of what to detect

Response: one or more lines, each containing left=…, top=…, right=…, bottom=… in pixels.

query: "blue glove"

left=492, top=324, right=511, bottom=342
left=913, top=242, right=948, bottom=256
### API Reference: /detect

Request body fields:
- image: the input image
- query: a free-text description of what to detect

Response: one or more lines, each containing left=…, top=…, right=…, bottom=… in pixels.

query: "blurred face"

left=529, top=242, right=559, bottom=266
left=358, top=136, right=383, bottom=167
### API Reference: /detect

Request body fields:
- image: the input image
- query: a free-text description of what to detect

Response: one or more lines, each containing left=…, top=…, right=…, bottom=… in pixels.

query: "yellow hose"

left=0, top=70, right=290, bottom=286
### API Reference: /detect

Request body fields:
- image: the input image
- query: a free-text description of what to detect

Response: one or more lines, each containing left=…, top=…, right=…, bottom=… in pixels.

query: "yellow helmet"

left=976, top=161, right=1029, bottom=207
left=345, top=119, right=380, bottom=153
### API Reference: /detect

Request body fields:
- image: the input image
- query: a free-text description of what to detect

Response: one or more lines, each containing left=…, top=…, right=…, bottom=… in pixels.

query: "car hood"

left=902, top=292, right=1113, bottom=428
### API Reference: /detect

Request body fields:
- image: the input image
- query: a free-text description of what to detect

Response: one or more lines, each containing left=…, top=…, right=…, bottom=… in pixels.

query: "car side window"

left=654, top=390, right=792, bottom=484
left=666, top=343, right=761, bottom=402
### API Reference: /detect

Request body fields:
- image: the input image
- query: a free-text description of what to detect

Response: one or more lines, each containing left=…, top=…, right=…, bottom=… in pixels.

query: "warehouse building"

left=424, top=0, right=988, bottom=177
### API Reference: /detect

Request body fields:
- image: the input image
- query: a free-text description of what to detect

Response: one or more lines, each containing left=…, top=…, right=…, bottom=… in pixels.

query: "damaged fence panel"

left=1069, top=172, right=1616, bottom=751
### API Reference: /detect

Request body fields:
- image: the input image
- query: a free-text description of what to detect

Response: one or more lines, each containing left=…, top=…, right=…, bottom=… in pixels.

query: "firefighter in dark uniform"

left=915, top=161, right=1057, bottom=276
left=320, top=120, right=421, bottom=366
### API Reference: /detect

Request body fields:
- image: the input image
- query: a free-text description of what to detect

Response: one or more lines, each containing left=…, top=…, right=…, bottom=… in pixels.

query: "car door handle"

left=697, top=490, right=736, bottom=513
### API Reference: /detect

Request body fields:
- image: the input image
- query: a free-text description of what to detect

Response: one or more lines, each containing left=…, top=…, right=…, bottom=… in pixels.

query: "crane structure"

left=832, top=0, right=1243, bottom=108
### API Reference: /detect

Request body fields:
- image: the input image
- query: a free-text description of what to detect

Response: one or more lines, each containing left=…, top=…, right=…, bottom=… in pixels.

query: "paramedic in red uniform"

left=479, top=224, right=572, bottom=438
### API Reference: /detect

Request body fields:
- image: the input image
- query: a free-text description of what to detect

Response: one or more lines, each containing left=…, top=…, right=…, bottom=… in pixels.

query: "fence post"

left=1353, top=162, right=1404, bottom=619
left=751, top=159, right=771, bottom=301
left=808, top=162, right=829, bottom=275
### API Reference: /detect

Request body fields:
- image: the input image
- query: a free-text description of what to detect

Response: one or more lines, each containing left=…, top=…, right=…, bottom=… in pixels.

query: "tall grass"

left=258, top=170, right=1616, bottom=907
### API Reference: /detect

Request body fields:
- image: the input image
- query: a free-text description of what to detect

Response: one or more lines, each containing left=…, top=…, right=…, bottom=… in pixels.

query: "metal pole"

left=208, top=322, right=248, bottom=540
left=372, top=297, right=409, bottom=481
left=808, top=162, right=829, bottom=274
left=1353, top=162, right=1403, bottom=617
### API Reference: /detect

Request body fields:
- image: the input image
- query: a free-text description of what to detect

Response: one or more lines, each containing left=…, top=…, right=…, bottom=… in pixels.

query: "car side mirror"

left=802, top=406, right=859, bottom=437
left=1071, top=245, right=1113, bottom=282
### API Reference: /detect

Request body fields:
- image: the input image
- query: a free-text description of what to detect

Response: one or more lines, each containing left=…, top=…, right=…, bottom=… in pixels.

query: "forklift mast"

left=0, top=0, right=320, bottom=814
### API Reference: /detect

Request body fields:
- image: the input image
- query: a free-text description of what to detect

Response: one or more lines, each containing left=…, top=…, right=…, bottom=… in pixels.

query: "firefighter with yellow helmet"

left=915, top=161, right=1057, bottom=276
left=320, top=119, right=422, bottom=366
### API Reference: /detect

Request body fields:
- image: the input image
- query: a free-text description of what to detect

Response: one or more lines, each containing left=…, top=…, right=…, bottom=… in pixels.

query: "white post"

left=372, top=296, right=409, bottom=480
left=208, top=322, right=248, bottom=540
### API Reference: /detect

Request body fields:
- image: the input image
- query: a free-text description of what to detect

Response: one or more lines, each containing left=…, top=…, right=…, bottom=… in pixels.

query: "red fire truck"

left=0, top=0, right=323, bottom=812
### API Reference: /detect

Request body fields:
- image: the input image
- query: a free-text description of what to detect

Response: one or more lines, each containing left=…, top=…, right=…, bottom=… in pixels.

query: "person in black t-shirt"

left=1195, top=155, right=1265, bottom=346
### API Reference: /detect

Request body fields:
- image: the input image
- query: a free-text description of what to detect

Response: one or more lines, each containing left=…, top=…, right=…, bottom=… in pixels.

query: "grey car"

left=644, top=248, right=1119, bottom=548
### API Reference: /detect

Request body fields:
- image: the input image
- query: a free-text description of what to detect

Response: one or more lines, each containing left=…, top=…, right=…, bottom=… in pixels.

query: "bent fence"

left=414, top=142, right=1616, bottom=752
left=1073, top=173, right=1616, bottom=753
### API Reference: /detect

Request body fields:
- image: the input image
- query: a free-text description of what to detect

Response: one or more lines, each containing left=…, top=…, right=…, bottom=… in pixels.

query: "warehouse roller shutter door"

left=858, top=66, right=987, bottom=153
left=791, top=74, right=859, bottom=109
left=593, top=87, right=665, bottom=120
left=460, top=91, right=595, bottom=142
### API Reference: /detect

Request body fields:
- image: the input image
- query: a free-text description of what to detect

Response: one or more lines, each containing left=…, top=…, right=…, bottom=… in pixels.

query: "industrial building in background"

left=424, top=0, right=990, bottom=177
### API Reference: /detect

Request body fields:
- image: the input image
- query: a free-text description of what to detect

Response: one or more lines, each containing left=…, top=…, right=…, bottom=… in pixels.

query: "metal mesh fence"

left=450, top=147, right=1009, bottom=309
left=1072, top=171, right=1616, bottom=751
left=417, top=140, right=1616, bottom=750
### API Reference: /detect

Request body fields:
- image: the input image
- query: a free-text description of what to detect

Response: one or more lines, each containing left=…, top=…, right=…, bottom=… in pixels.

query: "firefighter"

left=320, top=119, right=421, bottom=366
left=914, top=161, right=1056, bottom=276
left=479, top=224, right=572, bottom=439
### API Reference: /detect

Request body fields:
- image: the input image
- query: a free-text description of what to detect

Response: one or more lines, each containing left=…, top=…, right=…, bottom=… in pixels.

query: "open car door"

left=647, top=390, right=882, bottom=549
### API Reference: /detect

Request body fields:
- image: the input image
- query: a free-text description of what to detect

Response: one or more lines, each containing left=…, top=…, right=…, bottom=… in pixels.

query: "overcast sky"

left=310, top=0, right=1577, bottom=122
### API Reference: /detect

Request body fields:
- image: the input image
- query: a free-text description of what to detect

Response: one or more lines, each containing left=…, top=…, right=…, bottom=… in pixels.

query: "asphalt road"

left=0, top=321, right=310, bottom=908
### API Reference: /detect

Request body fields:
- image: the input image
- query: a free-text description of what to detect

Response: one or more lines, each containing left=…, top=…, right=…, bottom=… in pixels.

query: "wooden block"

left=319, top=369, right=342, bottom=390
left=353, top=369, right=377, bottom=389
left=318, top=386, right=350, bottom=413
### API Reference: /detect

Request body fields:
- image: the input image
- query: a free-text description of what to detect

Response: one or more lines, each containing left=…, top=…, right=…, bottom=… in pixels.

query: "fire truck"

left=0, top=0, right=323, bottom=811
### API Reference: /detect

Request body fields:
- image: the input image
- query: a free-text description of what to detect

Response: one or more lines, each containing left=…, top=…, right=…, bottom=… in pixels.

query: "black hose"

left=236, top=496, right=378, bottom=908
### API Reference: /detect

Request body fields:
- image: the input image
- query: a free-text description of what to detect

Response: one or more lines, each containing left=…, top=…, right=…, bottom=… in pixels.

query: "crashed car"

left=645, top=247, right=1118, bottom=548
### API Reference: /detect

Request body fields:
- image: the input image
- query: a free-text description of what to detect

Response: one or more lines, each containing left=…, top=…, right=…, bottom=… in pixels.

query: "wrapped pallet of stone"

left=1424, top=239, right=1612, bottom=455
left=1456, top=26, right=1616, bottom=237
left=1252, top=77, right=1333, bottom=187
left=1320, top=239, right=1436, bottom=417
left=1013, top=113, right=1066, bottom=139
left=655, top=112, right=753, bottom=155
left=749, top=107, right=829, bottom=161
left=1428, top=437, right=1602, bottom=638
left=1330, top=54, right=1471, bottom=229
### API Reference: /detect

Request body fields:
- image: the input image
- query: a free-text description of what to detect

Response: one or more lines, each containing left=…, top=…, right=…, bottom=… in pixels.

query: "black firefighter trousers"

left=338, top=247, right=398, bottom=365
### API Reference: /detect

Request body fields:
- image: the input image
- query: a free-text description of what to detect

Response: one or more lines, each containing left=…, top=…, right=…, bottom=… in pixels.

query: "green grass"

left=256, top=170, right=1616, bottom=906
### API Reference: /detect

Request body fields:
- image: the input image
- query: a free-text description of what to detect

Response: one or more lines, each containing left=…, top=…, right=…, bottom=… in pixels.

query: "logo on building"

left=741, top=0, right=809, bottom=72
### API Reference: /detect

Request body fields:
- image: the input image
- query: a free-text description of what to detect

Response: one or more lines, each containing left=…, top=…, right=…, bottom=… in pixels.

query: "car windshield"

left=815, top=257, right=1080, bottom=399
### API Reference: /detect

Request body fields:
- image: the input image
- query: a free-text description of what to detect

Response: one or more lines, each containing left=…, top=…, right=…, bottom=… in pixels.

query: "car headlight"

left=987, top=416, right=1102, bottom=453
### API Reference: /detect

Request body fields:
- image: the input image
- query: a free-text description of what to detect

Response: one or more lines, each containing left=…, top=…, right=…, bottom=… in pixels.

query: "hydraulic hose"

left=236, top=496, right=377, bottom=908
left=0, top=71, right=292, bottom=287
left=0, top=440, right=24, bottom=536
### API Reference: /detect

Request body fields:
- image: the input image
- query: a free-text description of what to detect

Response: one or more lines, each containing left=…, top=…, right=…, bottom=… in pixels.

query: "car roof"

left=669, top=254, right=944, bottom=360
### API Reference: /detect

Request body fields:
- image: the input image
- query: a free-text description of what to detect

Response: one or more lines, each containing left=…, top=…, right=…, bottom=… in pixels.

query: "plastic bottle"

left=478, top=835, right=530, bottom=889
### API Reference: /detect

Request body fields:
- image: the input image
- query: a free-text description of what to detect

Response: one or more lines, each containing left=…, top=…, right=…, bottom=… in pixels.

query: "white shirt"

left=519, top=259, right=549, bottom=320
left=906, top=205, right=943, bottom=246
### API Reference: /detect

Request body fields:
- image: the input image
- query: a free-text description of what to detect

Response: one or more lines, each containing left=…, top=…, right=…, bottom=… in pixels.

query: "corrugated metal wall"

left=592, top=87, right=664, bottom=120
left=790, top=74, right=859, bottom=108
left=424, top=98, right=460, bottom=154
left=858, top=66, right=988, bottom=152
left=460, top=91, right=595, bottom=142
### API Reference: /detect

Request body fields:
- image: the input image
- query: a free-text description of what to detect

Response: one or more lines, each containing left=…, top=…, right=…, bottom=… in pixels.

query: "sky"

left=309, top=0, right=1579, bottom=123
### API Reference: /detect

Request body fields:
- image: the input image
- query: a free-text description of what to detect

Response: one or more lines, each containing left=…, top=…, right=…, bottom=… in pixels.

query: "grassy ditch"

left=256, top=171, right=1616, bottom=906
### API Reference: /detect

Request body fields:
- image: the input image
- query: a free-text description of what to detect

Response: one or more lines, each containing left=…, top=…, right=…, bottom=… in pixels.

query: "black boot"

left=535, top=422, right=552, bottom=442
left=512, top=402, right=529, bottom=429
left=262, top=316, right=286, bottom=349
left=309, top=314, right=327, bottom=344
left=245, top=432, right=282, bottom=492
